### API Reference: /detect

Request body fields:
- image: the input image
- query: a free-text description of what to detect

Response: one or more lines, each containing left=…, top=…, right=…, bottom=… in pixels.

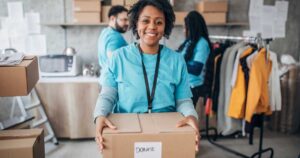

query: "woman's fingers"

left=177, top=116, right=200, bottom=152
left=176, top=118, right=187, bottom=127
left=95, top=117, right=117, bottom=153
left=105, top=119, right=117, bottom=129
left=95, top=126, right=105, bottom=152
left=195, top=133, right=199, bottom=152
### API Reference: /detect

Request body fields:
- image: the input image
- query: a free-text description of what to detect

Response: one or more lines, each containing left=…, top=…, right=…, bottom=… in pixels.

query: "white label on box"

left=134, top=142, right=162, bottom=158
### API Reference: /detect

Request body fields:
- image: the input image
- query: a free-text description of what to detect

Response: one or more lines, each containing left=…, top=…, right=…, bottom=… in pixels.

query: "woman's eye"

left=156, top=21, right=163, bottom=25
left=141, top=19, right=149, bottom=24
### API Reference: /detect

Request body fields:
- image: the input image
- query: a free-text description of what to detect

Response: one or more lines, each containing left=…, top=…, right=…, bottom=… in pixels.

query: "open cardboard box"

left=0, top=129, right=44, bottom=158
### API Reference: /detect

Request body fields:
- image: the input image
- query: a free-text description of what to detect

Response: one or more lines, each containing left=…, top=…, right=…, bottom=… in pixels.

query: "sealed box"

left=111, top=0, right=124, bottom=6
left=197, top=0, right=228, bottom=12
left=101, top=6, right=112, bottom=23
left=73, top=12, right=100, bottom=23
left=202, top=12, right=226, bottom=24
left=175, top=12, right=188, bottom=25
left=0, top=129, right=44, bottom=158
left=0, top=56, right=39, bottom=96
left=125, top=0, right=138, bottom=6
left=103, top=112, right=196, bottom=158
left=73, top=0, right=101, bottom=12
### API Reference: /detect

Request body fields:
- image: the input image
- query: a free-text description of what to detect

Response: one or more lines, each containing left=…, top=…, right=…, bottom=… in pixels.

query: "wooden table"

left=35, top=76, right=100, bottom=139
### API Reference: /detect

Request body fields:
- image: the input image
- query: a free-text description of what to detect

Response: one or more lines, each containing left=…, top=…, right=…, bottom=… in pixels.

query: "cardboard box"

left=73, top=0, right=101, bottom=12
left=103, top=112, right=196, bottom=158
left=0, top=56, right=39, bottom=96
left=0, top=129, right=44, bottom=158
left=175, top=12, right=188, bottom=25
left=197, top=0, right=228, bottom=12
left=111, top=0, right=124, bottom=6
left=125, top=0, right=138, bottom=6
left=73, top=12, right=100, bottom=23
left=101, top=6, right=111, bottom=23
left=202, top=12, right=226, bottom=24
left=125, top=5, right=131, bottom=11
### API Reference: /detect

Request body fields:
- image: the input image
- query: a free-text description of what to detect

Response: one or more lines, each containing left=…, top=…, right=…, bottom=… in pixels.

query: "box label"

left=134, top=142, right=162, bottom=158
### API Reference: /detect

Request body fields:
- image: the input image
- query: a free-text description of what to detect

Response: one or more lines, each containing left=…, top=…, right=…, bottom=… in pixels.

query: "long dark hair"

left=178, top=11, right=212, bottom=62
left=178, top=11, right=215, bottom=97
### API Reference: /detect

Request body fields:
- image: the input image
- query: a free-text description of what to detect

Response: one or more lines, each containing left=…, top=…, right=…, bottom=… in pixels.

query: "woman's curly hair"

left=128, top=0, right=175, bottom=39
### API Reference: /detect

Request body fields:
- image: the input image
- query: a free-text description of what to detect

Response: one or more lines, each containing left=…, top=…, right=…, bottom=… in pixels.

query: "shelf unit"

left=43, top=22, right=248, bottom=28
left=42, top=22, right=248, bottom=48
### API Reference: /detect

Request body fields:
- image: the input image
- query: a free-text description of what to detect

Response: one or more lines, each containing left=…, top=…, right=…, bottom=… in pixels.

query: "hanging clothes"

left=223, top=43, right=247, bottom=135
left=245, top=48, right=272, bottom=122
left=231, top=46, right=251, bottom=87
left=212, top=54, right=222, bottom=112
left=217, top=44, right=232, bottom=133
left=211, top=43, right=230, bottom=113
left=268, top=51, right=282, bottom=111
left=227, top=47, right=254, bottom=119
left=218, top=42, right=245, bottom=135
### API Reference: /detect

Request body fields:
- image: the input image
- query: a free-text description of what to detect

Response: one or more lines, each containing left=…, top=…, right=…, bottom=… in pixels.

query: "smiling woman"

left=136, top=5, right=166, bottom=51
left=93, top=0, right=200, bottom=153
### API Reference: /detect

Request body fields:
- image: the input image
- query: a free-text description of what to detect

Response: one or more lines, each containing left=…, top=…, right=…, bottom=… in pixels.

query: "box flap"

left=151, top=112, right=195, bottom=133
left=0, top=129, right=43, bottom=140
left=103, top=114, right=141, bottom=134
left=138, top=114, right=157, bottom=133
left=0, top=56, right=36, bottom=68
left=23, top=56, right=35, bottom=60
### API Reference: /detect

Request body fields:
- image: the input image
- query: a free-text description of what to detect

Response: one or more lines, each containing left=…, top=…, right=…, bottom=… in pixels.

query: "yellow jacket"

left=245, top=48, right=272, bottom=122
left=227, top=47, right=254, bottom=119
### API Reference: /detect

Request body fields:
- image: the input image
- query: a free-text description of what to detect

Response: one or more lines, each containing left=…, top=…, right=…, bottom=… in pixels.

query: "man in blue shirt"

left=98, top=5, right=128, bottom=69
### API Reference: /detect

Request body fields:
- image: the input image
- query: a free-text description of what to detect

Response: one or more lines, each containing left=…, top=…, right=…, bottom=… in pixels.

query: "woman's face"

left=137, top=5, right=165, bottom=47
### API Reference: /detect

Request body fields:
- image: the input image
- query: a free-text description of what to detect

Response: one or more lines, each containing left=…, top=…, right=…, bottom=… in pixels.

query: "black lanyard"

left=138, top=44, right=162, bottom=113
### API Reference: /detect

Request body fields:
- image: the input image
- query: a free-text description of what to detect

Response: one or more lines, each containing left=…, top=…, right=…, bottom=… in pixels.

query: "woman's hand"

left=95, top=116, right=117, bottom=152
left=176, top=115, right=200, bottom=152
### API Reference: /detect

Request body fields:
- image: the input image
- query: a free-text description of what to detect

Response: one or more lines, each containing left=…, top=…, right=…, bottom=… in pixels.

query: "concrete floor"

left=45, top=130, right=300, bottom=158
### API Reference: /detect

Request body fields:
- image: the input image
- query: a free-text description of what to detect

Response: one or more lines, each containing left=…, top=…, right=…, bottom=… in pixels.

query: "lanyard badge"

left=138, top=44, right=162, bottom=113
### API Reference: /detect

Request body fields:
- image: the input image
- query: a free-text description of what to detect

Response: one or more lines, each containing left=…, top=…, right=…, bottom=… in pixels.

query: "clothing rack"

left=209, top=35, right=256, bottom=42
left=203, top=34, right=274, bottom=158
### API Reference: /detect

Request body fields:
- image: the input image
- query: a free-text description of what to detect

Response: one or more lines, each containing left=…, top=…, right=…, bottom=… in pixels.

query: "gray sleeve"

left=93, top=86, right=118, bottom=123
left=176, top=98, right=198, bottom=120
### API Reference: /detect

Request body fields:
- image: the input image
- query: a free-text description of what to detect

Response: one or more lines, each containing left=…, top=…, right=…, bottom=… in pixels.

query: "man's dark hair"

left=108, top=5, right=128, bottom=18
left=128, top=0, right=175, bottom=39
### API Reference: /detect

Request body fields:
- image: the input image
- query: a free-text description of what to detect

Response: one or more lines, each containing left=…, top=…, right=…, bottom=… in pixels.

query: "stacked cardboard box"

left=73, top=0, right=101, bottom=24
left=0, top=56, right=39, bottom=96
left=0, top=129, right=44, bottom=158
left=101, top=0, right=135, bottom=23
left=101, top=5, right=111, bottom=23
left=175, top=12, right=188, bottom=25
left=196, top=0, right=228, bottom=24
left=111, top=0, right=124, bottom=5
left=103, top=112, right=196, bottom=158
left=125, top=0, right=138, bottom=6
